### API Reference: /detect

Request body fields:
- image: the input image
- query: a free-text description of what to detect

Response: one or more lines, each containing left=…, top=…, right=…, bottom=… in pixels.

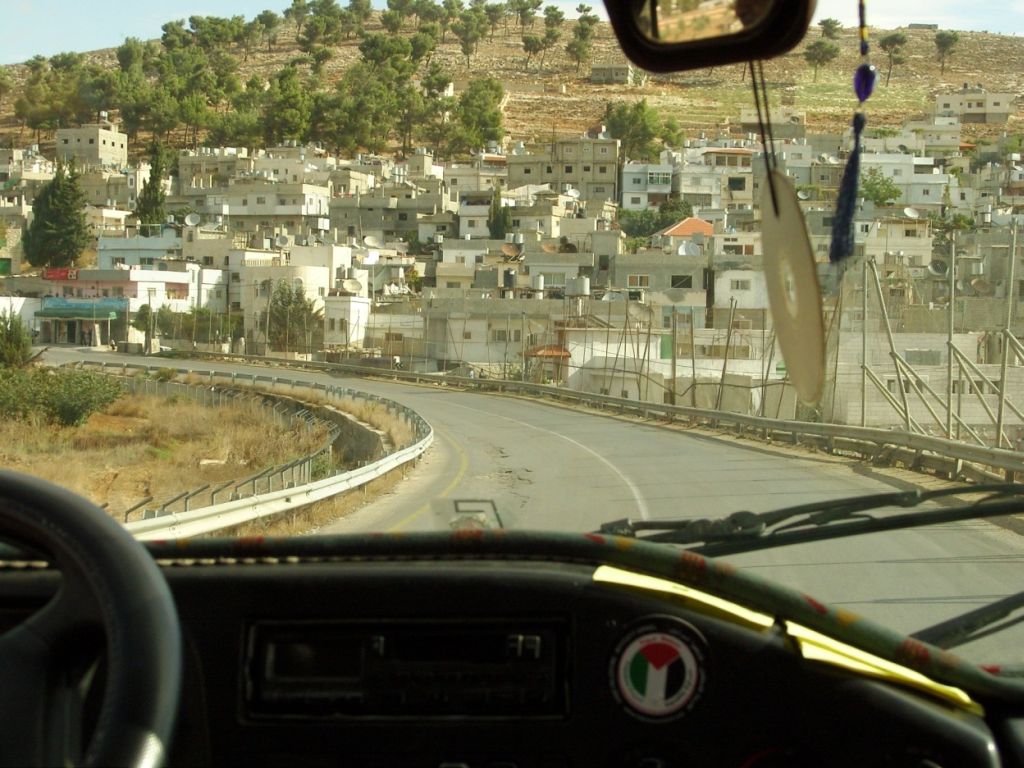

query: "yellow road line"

left=387, top=428, right=470, bottom=531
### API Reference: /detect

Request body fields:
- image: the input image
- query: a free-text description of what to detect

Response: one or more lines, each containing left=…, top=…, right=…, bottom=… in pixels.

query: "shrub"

left=0, top=369, right=124, bottom=426
left=153, top=367, right=177, bottom=382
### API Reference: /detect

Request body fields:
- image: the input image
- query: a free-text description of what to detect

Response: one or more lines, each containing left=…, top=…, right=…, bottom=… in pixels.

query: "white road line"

left=442, top=399, right=651, bottom=521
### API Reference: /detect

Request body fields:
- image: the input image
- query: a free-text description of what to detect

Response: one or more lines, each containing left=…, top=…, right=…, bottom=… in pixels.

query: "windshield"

left=2, top=0, right=1024, bottom=671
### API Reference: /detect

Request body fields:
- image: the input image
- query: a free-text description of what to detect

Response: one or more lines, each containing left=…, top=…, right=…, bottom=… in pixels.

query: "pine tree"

left=23, top=161, right=89, bottom=268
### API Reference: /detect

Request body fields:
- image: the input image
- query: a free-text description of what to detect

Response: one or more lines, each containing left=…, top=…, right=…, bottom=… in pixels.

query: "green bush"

left=153, top=367, right=177, bottom=382
left=0, top=369, right=124, bottom=426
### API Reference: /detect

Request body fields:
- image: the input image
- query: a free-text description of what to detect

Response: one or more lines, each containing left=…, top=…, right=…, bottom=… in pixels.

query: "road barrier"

left=176, top=351, right=1024, bottom=484
left=67, top=360, right=433, bottom=540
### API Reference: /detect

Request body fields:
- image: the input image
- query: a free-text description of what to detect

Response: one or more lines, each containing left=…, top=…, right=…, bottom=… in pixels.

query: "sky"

left=2, top=0, right=1022, bottom=66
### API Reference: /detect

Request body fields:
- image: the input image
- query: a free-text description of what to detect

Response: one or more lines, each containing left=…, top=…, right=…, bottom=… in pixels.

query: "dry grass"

left=229, top=467, right=407, bottom=538
left=0, top=393, right=330, bottom=517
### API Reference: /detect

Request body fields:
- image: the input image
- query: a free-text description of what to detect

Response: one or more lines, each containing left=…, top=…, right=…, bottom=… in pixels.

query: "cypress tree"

left=23, top=160, right=89, bottom=268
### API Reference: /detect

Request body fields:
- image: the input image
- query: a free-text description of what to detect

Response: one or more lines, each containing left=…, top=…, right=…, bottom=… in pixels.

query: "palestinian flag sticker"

left=611, top=619, right=706, bottom=721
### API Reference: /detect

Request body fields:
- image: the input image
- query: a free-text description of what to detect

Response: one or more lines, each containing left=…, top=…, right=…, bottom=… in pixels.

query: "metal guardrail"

left=70, top=360, right=433, bottom=539
left=176, top=351, right=1024, bottom=482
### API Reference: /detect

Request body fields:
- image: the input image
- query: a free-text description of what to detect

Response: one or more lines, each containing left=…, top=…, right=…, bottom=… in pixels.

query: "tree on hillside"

left=132, top=304, right=155, bottom=354
left=565, top=35, right=592, bottom=74
left=522, top=34, right=544, bottom=69
left=284, top=0, right=311, bottom=35
left=23, top=162, right=89, bottom=268
left=135, top=143, right=167, bottom=230
left=604, top=100, right=678, bottom=161
left=878, top=32, right=907, bottom=86
left=860, top=167, right=901, bottom=207
left=451, top=77, right=504, bottom=155
left=484, top=3, right=505, bottom=39
left=818, top=18, right=841, bottom=39
left=935, top=30, right=959, bottom=74
left=803, top=39, right=839, bottom=82
left=256, top=10, right=282, bottom=51
left=0, top=69, right=12, bottom=111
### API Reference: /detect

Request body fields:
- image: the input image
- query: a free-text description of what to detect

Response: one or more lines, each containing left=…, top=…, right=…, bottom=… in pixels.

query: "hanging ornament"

left=829, top=1, right=876, bottom=264
left=751, top=62, right=825, bottom=405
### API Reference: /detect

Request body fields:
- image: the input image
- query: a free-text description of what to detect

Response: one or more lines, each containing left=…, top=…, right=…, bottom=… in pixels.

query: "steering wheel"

left=0, top=470, right=181, bottom=767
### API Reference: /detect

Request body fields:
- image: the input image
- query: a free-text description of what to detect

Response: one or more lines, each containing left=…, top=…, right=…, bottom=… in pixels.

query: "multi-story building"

left=506, top=136, right=620, bottom=206
left=621, top=162, right=673, bottom=210
left=935, top=84, right=1012, bottom=124
left=55, top=121, right=128, bottom=169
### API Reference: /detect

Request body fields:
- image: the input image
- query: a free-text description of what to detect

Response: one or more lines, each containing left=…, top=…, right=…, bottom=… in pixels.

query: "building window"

left=398, top=212, right=408, bottom=221
left=231, top=272, right=240, bottom=283
left=446, top=281, right=460, bottom=288
left=599, top=166, right=608, bottom=173
left=545, top=166, right=553, bottom=174
left=892, top=169, right=902, bottom=177
left=463, top=331, right=472, bottom=339
left=627, top=274, right=650, bottom=287
left=523, top=168, right=531, bottom=175
left=671, top=275, right=692, bottom=288
left=583, top=165, right=591, bottom=172
left=318, top=287, right=325, bottom=297
left=730, top=279, right=751, bottom=291
left=564, top=165, right=573, bottom=174
left=923, top=189, right=931, bottom=196
left=329, top=318, right=336, bottom=331
left=631, top=196, right=641, bottom=204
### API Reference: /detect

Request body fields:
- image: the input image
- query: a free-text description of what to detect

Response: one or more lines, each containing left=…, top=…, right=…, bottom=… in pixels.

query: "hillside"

left=1, top=13, right=1022, bottom=156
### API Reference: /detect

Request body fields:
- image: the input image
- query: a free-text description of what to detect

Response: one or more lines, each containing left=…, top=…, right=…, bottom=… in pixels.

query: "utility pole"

left=521, top=311, right=527, bottom=382
left=946, top=234, right=956, bottom=438
left=861, top=255, right=868, bottom=427
left=670, top=311, right=677, bottom=405
left=996, top=223, right=1018, bottom=448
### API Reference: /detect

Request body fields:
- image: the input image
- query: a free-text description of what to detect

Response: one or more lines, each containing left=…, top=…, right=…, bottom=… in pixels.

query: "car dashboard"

left=1, top=532, right=1018, bottom=767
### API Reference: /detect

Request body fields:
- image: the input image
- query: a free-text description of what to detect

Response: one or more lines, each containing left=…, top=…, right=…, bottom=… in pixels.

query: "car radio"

left=245, top=619, right=567, bottom=719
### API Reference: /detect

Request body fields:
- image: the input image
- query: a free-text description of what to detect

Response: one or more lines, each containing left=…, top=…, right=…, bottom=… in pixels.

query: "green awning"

left=36, top=308, right=119, bottom=320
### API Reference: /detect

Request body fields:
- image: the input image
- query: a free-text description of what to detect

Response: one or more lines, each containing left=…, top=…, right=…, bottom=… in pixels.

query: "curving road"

left=43, top=348, right=1024, bottom=663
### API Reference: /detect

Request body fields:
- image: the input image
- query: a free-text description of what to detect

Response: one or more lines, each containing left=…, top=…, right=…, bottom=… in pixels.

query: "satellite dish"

left=677, top=242, right=701, bottom=256
left=928, top=259, right=949, bottom=277
left=341, top=278, right=363, bottom=294
left=601, top=291, right=625, bottom=302
left=184, top=212, right=201, bottom=227
left=501, top=243, right=521, bottom=258
left=972, top=277, right=994, bottom=296
left=903, top=207, right=920, bottom=219
left=541, top=243, right=559, bottom=254
left=796, top=190, right=810, bottom=201
left=363, top=235, right=381, bottom=248
left=275, top=234, right=291, bottom=248
left=565, top=188, right=580, bottom=199
left=826, top=155, right=840, bottom=165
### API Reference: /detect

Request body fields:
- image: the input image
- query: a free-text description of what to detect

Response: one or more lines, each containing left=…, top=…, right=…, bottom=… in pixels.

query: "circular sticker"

left=611, top=619, right=705, bottom=721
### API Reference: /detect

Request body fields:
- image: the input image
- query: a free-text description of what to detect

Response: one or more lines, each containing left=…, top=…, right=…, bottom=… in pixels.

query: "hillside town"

left=2, top=80, right=1024, bottom=442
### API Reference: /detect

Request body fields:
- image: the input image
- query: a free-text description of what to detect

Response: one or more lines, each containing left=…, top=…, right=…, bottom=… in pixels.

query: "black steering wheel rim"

left=0, top=470, right=181, bottom=767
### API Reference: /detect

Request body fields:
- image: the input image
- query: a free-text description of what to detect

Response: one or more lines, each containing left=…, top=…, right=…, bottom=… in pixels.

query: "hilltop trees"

left=23, top=162, right=89, bottom=268
left=935, top=30, right=959, bottom=74
left=818, top=18, right=841, bottom=39
left=803, top=40, right=839, bottom=82
left=604, top=100, right=681, bottom=161
left=566, top=4, right=599, bottom=74
left=878, top=32, right=907, bottom=85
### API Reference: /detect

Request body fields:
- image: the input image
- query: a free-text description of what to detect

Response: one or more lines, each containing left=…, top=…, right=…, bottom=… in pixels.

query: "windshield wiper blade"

left=597, top=484, right=1024, bottom=557
left=911, top=591, right=1024, bottom=651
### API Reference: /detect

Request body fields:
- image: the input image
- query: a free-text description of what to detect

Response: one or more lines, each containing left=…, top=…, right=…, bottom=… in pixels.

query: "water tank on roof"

left=532, top=274, right=545, bottom=291
left=503, top=268, right=517, bottom=289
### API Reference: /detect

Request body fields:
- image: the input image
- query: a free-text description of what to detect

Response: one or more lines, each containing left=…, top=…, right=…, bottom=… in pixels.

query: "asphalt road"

left=43, top=348, right=1024, bottom=663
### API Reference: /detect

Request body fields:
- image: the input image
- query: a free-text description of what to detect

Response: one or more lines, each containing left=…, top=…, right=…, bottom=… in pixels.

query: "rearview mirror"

left=605, top=0, right=817, bottom=73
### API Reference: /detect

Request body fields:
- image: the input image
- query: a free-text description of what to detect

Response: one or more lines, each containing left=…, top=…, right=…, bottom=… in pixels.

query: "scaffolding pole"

left=867, top=259, right=913, bottom=432
left=996, top=224, right=1018, bottom=448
